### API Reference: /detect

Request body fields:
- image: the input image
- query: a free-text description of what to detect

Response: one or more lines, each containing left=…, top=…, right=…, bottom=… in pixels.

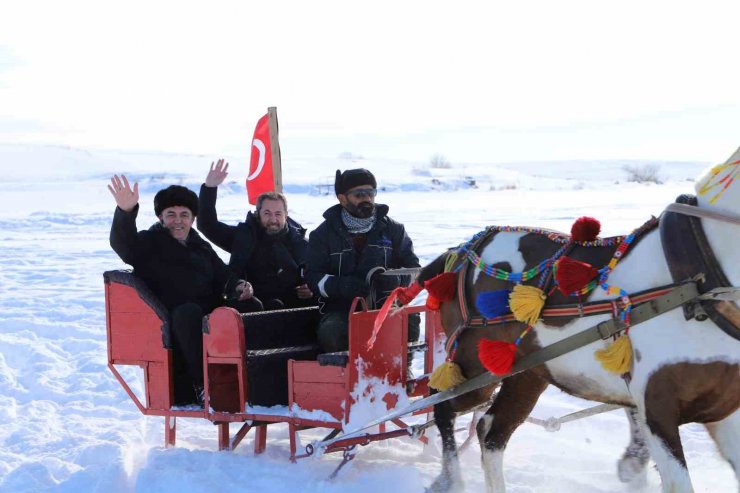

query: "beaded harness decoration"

left=440, top=218, right=658, bottom=361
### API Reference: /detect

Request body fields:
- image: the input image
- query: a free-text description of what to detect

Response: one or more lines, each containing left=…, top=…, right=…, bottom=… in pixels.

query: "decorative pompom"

left=554, top=256, right=599, bottom=295
left=478, top=339, right=517, bottom=376
left=429, top=361, right=466, bottom=390
left=397, top=282, right=423, bottom=305
left=509, top=285, right=546, bottom=326
left=476, top=289, right=512, bottom=318
left=595, top=335, right=633, bottom=374
left=426, top=294, right=441, bottom=311
left=571, top=216, right=601, bottom=242
left=424, top=272, right=457, bottom=302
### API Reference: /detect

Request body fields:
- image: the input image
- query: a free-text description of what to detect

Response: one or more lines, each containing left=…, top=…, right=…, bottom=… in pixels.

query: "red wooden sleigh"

left=104, top=270, right=444, bottom=459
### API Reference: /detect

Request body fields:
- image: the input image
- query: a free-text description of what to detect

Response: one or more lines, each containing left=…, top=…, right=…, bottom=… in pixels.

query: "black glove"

left=328, top=276, right=369, bottom=299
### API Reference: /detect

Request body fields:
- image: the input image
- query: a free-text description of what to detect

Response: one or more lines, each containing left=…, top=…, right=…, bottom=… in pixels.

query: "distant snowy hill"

left=0, top=141, right=708, bottom=194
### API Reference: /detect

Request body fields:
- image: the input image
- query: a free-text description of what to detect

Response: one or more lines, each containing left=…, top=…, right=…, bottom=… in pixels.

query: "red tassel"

left=555, top=256, right=598, bottom=295
left=368, top=282, right=424, bottom=349
left=397, top=282, right=423, bottom=305
left=424, top=272, right=457, bottom=302
left=368, top=289, right=399, bottom=349
left=571, top=216, right=601, bottom=242
left=478, top=339, right=517, bottom=375
left=426, top=294, right=441, bottom=311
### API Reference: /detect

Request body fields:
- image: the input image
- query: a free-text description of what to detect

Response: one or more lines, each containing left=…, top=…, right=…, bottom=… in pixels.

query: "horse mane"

left=417, top=251, right=452, bottom=286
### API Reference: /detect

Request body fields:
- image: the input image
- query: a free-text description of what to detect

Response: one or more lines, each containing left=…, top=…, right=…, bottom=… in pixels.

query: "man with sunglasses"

left=306, top=168, right=420, bottom=353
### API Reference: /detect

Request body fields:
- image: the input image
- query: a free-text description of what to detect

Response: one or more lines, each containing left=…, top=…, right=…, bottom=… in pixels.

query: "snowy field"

left=0, top=143, right=735, bottom=492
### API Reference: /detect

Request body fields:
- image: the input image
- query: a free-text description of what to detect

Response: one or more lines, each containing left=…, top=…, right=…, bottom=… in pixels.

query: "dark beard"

left=345, top=201, right=375, bottom=218
left=261, top=223, right=287, bottom=236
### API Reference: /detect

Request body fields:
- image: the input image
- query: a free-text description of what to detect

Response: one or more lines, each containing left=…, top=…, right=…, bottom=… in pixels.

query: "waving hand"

left=205, top=159, right=229, bottom=187
left=107, top=174, right=139, bottom=212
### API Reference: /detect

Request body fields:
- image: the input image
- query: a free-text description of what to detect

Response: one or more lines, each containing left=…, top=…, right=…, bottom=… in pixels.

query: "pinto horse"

left=415, top=150, right=740, bottom=493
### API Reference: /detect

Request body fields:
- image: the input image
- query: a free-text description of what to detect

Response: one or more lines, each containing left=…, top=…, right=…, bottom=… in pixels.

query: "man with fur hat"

left=197, top=159, right=315, bottom=310
left=305, top=168, right=420, bottom=353
left=107, top=175, right=254, bottom=406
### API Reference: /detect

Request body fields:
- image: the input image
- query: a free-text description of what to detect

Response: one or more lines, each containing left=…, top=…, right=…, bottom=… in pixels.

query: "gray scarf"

left=341, top=208, right=376, bottom=234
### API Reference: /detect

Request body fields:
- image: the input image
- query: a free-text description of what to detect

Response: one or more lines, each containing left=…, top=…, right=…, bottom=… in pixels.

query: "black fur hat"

left=154, top=185, right=199, bottom=217
left=334, top=168, right=377, bottom=195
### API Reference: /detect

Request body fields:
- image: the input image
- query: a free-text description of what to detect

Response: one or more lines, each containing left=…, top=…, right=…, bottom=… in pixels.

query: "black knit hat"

left=154, top=185, right=199, bottom=217
left=334, top=168, right=377, bottom=195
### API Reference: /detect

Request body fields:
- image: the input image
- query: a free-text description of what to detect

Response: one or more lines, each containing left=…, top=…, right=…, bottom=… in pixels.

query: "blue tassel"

left=476, top=289, right=512, bottom=318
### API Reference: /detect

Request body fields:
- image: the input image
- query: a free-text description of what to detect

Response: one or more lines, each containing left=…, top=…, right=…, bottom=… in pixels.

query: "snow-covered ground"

left=0, top=143, right=734, bottom=492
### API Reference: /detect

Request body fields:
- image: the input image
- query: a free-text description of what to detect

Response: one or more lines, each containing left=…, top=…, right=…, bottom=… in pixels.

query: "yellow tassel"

left=429, top=361, right=466, bottom=391
left=595, top=335, right=633, bottom=374
left=509, top=285, right=546, bottom=326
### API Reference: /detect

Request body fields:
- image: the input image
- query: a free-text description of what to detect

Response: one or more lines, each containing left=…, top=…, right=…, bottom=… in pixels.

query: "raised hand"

left=205, top=159, right=229, bottom=187
left=107, top=174, right=139, bottom=212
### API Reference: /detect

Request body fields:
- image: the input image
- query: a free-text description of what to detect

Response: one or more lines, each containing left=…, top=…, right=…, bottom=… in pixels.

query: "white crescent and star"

left=247, top=138, right=266, bottom=181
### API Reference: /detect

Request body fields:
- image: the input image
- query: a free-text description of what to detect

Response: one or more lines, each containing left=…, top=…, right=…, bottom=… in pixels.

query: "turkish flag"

left=247, top=113, right=275, bottom=205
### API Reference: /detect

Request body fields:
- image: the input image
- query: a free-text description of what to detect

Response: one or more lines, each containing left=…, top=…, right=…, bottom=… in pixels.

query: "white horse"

left=420, top=148, right=739, bottom=492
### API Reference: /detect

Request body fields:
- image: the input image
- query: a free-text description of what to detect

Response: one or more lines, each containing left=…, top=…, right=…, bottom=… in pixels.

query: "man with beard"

left=306, top=168, right=420, bottom=353
left=107, top=175, right=254, bottom=405
left=197, top=159, right=314, bottom=310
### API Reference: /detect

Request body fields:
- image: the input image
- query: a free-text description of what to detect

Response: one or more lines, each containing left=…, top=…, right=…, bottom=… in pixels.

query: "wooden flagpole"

left=267, top=106, right=283, bottom=193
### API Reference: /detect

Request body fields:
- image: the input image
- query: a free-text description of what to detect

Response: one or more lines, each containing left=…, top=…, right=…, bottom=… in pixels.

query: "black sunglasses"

left=345, top=188, right=377, bottom=198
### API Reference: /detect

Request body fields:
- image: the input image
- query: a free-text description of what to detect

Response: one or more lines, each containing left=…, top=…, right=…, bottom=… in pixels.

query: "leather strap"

left=661, top=195, right=740, bottom=340
left=330, top=281, right=700, bottom=442
left=665, top=202, right=740, bottom=226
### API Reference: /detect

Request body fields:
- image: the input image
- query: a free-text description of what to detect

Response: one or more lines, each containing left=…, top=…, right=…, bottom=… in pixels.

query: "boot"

left=193, top=384, right=205, bottom=408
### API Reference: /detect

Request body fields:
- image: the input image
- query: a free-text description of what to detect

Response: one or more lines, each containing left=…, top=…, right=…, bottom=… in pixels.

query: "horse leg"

left=642, top=394, right=694, bottom=492
left=428, top=398, right=464, bottom=493
left=704, top=409, right=740, bottom=483
left=477, top=372, right=548, bottom=493
left=617, top=407, right=650, bottom=483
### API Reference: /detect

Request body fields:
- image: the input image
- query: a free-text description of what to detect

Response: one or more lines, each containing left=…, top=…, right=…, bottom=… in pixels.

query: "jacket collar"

left=323, top=203, right=390, bottom=234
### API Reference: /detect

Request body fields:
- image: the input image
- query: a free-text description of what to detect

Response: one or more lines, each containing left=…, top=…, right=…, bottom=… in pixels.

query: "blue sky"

left=1, top=0, right=739, bottom=164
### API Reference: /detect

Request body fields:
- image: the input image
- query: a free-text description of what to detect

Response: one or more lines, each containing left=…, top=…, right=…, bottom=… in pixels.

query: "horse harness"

left=661, top=195, right=740, bottom=341
left=449, top=218, right=664, bottom=348
left=317, top=202, right=740, bottom=451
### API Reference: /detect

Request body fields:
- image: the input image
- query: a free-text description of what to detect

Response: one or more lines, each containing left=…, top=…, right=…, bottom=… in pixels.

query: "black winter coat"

left=110, top=205, right=236, bottom=312
left=306, top=203, right=419, bottom=315
left=197, top=185, right=310, bottom=303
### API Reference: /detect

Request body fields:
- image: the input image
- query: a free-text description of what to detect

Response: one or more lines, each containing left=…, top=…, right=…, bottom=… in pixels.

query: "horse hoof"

left=617, top=455, right=648, bottom=484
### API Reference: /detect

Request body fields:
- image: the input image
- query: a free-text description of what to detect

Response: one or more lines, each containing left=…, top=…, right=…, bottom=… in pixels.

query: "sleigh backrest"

left=104, top=270, right=173, bottom=411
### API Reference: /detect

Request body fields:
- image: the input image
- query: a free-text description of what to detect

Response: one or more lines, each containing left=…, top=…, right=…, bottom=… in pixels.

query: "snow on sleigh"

left=104, top=269, right=445, bottom=460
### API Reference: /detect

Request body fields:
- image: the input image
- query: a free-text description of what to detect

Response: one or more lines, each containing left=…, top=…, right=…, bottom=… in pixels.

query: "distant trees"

left=430, top=153, right=452, bottom=169
left=623, top=164, right=662, bottom=184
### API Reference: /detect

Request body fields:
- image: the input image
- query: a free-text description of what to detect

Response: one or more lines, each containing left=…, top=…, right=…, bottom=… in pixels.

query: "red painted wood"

left=146, top=361, right=172, bottom=410
left=205, top=308, right=245, bottom=358
left=254, top=425, right=267, bottom=454
left=290, top=361, right=347, bottom=383
left=218, top=423, right=230, bottom=451
left=106, top=277, right=172, bottom=415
